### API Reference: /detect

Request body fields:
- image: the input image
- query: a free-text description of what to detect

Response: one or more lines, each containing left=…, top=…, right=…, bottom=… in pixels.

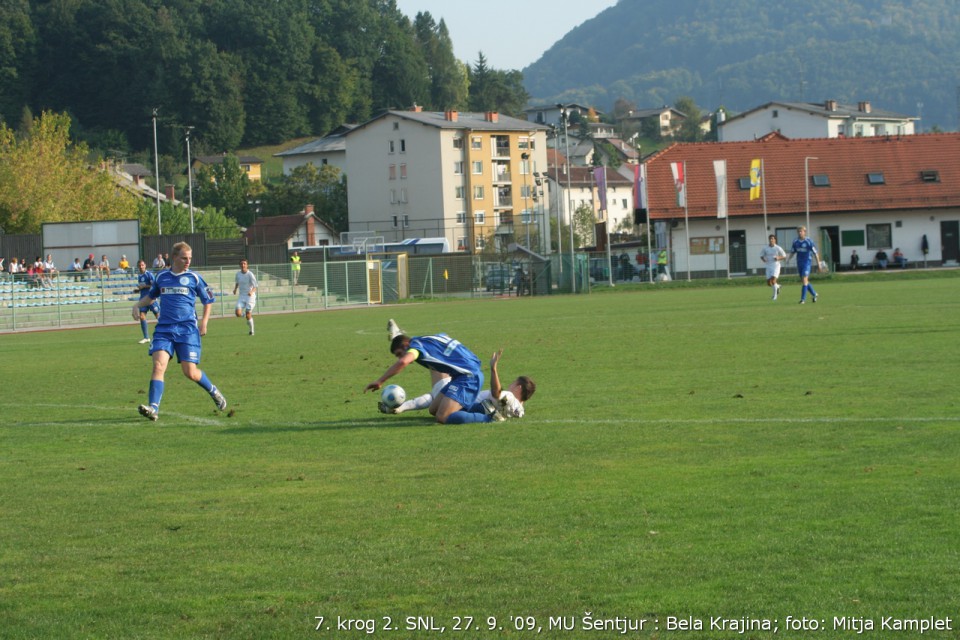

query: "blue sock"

left=801, top=284, right=808, bottom=300
left=808, top=283, right=817, bottom=297
left=148, top=379, right=164, bottom=409
left=196, top=372, right=214, bottom=393
left=465, top=402, right=486, bottom=413
left=444, top=411, right=491, bottom=424
left=140, top=319, right=148, bottom=339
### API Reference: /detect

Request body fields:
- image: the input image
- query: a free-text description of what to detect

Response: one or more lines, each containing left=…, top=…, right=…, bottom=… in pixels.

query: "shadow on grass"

left=216, top=416, right=434, bottom=434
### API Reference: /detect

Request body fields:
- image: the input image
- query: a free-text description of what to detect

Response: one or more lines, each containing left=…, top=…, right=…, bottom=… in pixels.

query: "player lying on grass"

left=378, top=319, right=536, bottom=421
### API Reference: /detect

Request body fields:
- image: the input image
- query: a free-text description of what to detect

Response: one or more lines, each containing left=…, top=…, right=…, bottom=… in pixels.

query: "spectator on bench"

left=875, top=249, right=889, bottom=269
left=893, top=248, right=908, bottom=268
left=850, top=249, right=860, bottom=270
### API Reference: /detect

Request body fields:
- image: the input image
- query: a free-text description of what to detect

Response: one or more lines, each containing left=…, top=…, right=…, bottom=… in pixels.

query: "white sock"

left=397, top=393, right=433, bottom=413
left=248, top=318, right=254, bottom=332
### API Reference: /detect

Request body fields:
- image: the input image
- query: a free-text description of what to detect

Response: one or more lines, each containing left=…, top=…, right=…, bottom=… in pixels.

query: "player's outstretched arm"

left=490, top=349, right=504, bottom=398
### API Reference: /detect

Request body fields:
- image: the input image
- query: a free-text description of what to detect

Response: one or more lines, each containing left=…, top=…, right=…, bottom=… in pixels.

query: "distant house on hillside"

left=194, top=154, right=264, bottom=182
left=617, top=106, right=687, bottom=138
left=523, top=103, right=596, bottom=128
left=274, top=124, right=356, bottom=176
left=243, top=205, right=337, bottom=248
left=718, top=100, right=916, bottom=142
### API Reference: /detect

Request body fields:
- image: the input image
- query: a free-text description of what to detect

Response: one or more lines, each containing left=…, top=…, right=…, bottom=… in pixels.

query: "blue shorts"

left=441, top=371, right=484, bottom=408
left=142, top=301, right=160, bottom=317
left=798, top=263, right=812, bottom=278
left=150, top=324, right=202, bottom=364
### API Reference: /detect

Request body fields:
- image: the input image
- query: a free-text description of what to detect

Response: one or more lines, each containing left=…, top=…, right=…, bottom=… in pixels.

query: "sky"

left=393, top=0, right=619, bottom=70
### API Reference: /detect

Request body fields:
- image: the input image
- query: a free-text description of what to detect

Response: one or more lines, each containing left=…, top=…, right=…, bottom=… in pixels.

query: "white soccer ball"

left=380, top=384, right=406, bottom=409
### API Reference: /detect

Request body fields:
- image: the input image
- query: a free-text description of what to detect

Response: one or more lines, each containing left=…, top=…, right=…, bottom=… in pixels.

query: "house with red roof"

left=643, top=133, right=960, bottom=278
left=243, top=205, right=338, bottom=249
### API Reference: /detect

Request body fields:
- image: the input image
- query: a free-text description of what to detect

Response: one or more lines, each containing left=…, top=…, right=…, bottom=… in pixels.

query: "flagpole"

left=684, top=160, right=691, bottom=281
left=761, top=157, right=768, bottom=235
left=725, top=213, right=731, bottom=279
left=643, top=164, right=653, bottom=284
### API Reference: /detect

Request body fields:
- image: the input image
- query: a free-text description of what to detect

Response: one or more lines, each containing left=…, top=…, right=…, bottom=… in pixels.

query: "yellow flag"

left=749, top=159, right=762, bottom=201
left=443, top=269, right=449, bottom=280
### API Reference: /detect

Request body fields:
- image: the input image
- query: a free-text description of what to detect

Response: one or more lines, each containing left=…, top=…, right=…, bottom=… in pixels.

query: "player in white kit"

left=233, top=259, right=258, bottom=335
left=760, top=234, right=787, bottom=300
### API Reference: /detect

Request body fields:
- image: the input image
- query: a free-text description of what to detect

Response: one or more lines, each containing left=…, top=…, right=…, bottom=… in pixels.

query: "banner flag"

left=749, top=158, right=762, bottom=201
left=714, top=159, right=728, bottom=219
left=670, top=162, right=686, bottom=207
left=593, top=166, right=608, bottom=213
left=633, top=164, right=648, bottom=223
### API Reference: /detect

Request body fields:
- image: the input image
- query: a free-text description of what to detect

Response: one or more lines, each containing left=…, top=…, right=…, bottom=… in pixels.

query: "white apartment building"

left=344, top=108, right=550, bottom=253
left=718, top=100, right=916, bottom=141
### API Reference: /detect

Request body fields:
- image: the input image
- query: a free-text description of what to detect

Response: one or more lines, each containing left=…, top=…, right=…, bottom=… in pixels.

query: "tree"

left=0, top=0, right=35, bottom=127
left=261, top=163, right=348, bottom=232
left=0, top=111, right=139, bottom=234
left=192, top=155, right=256, bottom=226
left=572, top=203, right=596, bottom=249
left=414, top=13, right=468, bottom=110
left=674, top=96, right=705, bottom=142
left=137, top=200, right=241, bottom=238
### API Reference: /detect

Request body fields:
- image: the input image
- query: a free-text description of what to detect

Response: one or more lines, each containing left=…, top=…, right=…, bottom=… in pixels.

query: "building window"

left=474, top=185, right=484, bottom=200
left=471, top=136, right=482, bottom=150
left=472, top=160, right=483, bottom=174
left=455, top=186, right=465, bottom=200
left=392, top=215, right=399, bottom=228
left=474, top=211, right=485, bottom=224
left=520, top=158, right=530, bottom=175
left=521, top=209, right=533, bottom=224
left=867, top=172, right=885, bottom=185
left=454, top=161, right=464, bottom=175
left=811, top=174, right=831, bottom=187
left=403, top=215, right=410, bottom=228
left=400, top=188, right=407, bottom=203
left=920, top=169, right=940, bottom=183
left=453, top=137, right=464, bottom=149
left=456, top=212, right=466, bottom=224
left=518, top=137, right=530, bottom=149
left=400, top=164, right=407, bottom=179
left=400, top=139, right=406, bottom=153
left=475, top=236, right=486, bottom=250
left=866, top=223, right=892, bottom=250
left=389, top=140, right=395, bottom=154
left=738, top=177, right=751, bottom=190
left=772, top=109, right=779, bottom=118
left=457, top=236, right=468, bottom=251
left=388, top=164, right=396, bottom=180
left=390, top=189, right=396, bottom=204
left=393, top=122, right=399, bottom=130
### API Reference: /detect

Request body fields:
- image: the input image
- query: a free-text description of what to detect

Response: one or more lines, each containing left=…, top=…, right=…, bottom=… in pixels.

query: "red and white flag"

left=670, top=162, right=686, bottom=208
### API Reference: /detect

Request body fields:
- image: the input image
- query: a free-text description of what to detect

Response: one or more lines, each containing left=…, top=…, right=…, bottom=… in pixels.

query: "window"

left=390, top=189, right=396, bottom=204
left=399, top=164, right=407, bottom=179
left=453, top=137, right=464, bottom=149
left=520, top=158, right=530, bottom=175
left=474, top=211, right=485, bottom=224
left=772, top=109, right=779, bottom=118
left=521, top=209, right=533, bottom=224
left=867, top=172, right=885, bottom=185
left=473, top=185, right=484, bottom=200
left=866, top=223, right=892, bottom=250
left=399, top=188, right=407, bottom=203
left=520, top=184, right=533, bottom=198
left=472, top=161, right=483, bottom=174
left=389, top=140, right=395, bottom=153
left=455, top=186, right=465, bottom=200
left=400, top=139, right=406, bottom=153
left=475, top=236, right=486, bottom=250
left=392, top=215, right=398, bottom=228
left=920, top=169, right=940, bottom=183
left=456, top=212, right=466, bottom=224
left=392, top=122, right=399, bottom=130
left=453, top=161, right=464, bottom=175
left=622, top=199, right=628, bottom=209
left=403, top=215, right=410, bottom=228
left=457, top=236, right=467, bottom=251
left=471, top=136, right=482, bottom=150
left=388, top=164, right=396, bottom=180
left=518, top=137, right=530, bottom=149
left=811, top=174, right=831, bottom=187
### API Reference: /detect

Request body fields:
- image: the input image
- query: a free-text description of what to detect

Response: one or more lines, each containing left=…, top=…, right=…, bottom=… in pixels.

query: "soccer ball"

left=380, top=384, right=406, bottom=409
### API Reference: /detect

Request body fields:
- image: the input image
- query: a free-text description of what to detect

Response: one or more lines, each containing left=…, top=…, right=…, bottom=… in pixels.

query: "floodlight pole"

left=185, top=126, right=195, bottom=233
left=804, top=156, right=818, bottom=233
left=152, top=108, right=162, bottom=235
left=559, top=105, right=576, bottom=293
left=551, top=125, right=562, bottom=272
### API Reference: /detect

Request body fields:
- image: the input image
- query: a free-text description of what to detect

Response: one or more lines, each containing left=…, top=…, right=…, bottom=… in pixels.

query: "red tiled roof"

left=244, top=213, right=311, bottom=244
left=645, top=133, right=960, bottom=219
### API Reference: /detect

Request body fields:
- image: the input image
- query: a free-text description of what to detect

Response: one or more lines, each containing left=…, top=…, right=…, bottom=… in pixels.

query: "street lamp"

left=559, top=104, right=576, bottom=293
left=521, top=152, right=531, bottom=247
left=185, top=126, right=195, bottom=233
left=549, top=125, right=562, bottom=271
left=804, top=156, right=818, bottom=233
left=152, top=108, right=162, bottom=235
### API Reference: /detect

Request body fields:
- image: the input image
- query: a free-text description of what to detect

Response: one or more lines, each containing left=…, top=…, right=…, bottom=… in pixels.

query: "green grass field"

left=2, top=272, right=959, bottom=639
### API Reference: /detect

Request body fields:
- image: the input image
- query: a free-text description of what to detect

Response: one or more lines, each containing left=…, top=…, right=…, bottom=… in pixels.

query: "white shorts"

left=236, top=294, right=256, bottom=312
left=765, top=263, right=781, bottom=280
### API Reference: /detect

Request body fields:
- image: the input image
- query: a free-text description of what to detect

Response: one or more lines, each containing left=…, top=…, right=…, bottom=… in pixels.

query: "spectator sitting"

left=875, top=250, right=889, bottom=269
left=117, top=255, right=130, bottom=274
left=153, top=253, right=166, bottom=270
left=82, top=253, right=97, bottom=280
left=99, top=254, right=111, bottom=279
left=70, top=257, right=84, bottom=281
left=893, top=248, right=908, bottom=268
left=850, top=250, right=860, bottom=270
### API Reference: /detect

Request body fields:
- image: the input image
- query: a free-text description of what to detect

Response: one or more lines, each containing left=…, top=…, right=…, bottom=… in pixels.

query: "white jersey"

left=477, top=389, right=524, bottom=419
left=235, top=270, right=258, bottom=310
left=760, top=244, right=786, bottom=277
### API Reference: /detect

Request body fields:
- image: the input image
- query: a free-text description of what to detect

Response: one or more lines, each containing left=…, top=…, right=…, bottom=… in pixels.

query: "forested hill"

left=523, top=0, right=960, bottom=130
left=0, top=0, right=527, bottom=155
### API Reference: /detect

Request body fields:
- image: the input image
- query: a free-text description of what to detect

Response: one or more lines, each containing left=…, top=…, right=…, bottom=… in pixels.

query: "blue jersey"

left=137, top=270, right=156, bottom=294
left=791, top=237, right=818, bottom=269
left=407, top=334, right=482, bottom=378
left=148, top=269, right=215, bottom=328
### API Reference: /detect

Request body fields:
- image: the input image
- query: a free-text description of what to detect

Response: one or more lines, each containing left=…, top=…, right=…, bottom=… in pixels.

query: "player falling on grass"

left=132, top=241, right=226, bottom=421
left=135, top=259, right=160, bottom=344
left=787, top=225, right=822, bottom=304
left=379, top=319, right=535, bottom=421
left=760, top=234, right=787, bottom=301
left=232, top=259, right=258, bottom=336
left=365, top=326, right=493, bottom=424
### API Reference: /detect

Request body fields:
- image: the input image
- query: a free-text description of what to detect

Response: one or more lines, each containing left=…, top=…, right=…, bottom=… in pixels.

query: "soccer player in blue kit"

left=787, top=226, right=822, bottom=304
left=135, top=259, right=160, bottom=344
left=132, top=241, right=226, bottom=421
left=365, top=333, right=494, bottom=424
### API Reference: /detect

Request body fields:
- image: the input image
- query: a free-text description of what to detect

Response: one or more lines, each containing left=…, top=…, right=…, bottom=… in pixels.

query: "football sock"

left=808, top=284, right=817, bottom=297
left=148, top=379, right=164, bottom=409
left=398, top=393, right=432, bottom=412
left=196, top=372, right=214, bottom=393
left=444, top=411, right=491, bottom=424
left=140, top=319, right=148, bottom=338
